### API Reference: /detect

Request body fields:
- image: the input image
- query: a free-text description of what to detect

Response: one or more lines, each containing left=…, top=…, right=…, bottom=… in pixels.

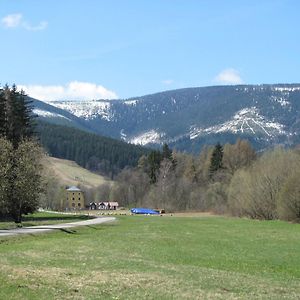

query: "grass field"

left=44, top=156, right=111, bottom=188
left=0, top=214, right=299, bottom=299
left=0, top=212, right=91, bottom=230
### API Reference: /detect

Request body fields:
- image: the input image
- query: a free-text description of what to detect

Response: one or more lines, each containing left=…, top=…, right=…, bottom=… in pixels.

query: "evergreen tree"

left=162, top=143, right=172, bottom=160
left=2, top=85, right=35, bottom=148
left=209, top=142, right=223, bottom=176
left=148, top=150, right=162, bottom=183
left=0, top=88, right=6, bottom=137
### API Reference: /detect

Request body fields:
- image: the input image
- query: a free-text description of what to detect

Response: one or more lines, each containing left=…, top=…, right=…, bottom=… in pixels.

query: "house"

left=98, top=202, right=119, bottom=210
left=66, top=186, right=85, bottom=210
left=89, top=202, right=97, bottom=210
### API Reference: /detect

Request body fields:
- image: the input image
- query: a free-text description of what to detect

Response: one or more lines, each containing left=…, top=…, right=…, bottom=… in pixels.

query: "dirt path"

left=0, top=216, right=116, bottom=237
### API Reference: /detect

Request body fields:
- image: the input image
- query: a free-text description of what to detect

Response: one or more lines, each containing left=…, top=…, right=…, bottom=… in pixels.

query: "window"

left=72, top=197, right=75, bottom=201
left=78, top=203, right=81, bottom=207
left=78, top=197, right=80, bottom=200
left=72, top=203, right=75, bottom=207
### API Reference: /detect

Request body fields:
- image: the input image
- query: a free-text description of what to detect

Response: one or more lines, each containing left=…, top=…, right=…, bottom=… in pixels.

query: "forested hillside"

left=37, top=121, right=150, bottom=177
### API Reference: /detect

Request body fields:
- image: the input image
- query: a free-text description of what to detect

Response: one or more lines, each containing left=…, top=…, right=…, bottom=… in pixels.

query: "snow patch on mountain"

left=33, top=109, right=71, bottom=121
left=124, top=100, right=138, bottom=106
left=128, top=130, right=164, bottom=145
left=120, top=129, right=127, bottom=140
left=190, top=107, right=286, bottom=139
left=270, top=95, right=290, bottom=107
left=273, top=86, right=300, bottom=92
left=47, top=100, right=113, bottom=121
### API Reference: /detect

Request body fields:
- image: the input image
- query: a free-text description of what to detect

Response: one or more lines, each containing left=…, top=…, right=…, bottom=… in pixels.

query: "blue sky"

left=0, top=0, right=299, bottom=100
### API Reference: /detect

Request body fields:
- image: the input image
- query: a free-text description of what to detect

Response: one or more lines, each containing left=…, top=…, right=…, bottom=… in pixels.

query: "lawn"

left=0, top=212, right=91, bottom=230
left=0, top=215, right=299, bottom=299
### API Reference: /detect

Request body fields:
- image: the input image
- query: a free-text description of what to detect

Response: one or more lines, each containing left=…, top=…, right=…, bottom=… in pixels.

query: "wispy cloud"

left=162, top=79, right=174, bottom=85
left=19, top=81, right=118, bottom=102
left=1, top=14, right=22, bottom=28
left=214, top=68, right=243, bottom=85
left=1, top=13, right=48, bottom=31
left=23, top=21, right=48, bottom=31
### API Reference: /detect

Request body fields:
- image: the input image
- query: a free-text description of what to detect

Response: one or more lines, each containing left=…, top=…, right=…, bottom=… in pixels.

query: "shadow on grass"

left=23, top=215, right=91, bottom=222
left=25, top=227, right=78, bottom=236
left=86, top=225, right=103, bottom=230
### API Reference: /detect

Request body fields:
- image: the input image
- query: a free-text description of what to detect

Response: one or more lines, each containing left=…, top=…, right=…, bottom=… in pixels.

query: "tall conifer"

left=0, top=88, right=6, bottom=137
left=209, top=142, right=223, bottom=176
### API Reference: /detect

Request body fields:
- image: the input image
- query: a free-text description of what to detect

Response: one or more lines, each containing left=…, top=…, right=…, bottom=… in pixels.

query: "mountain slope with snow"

left=33, top=84, right=300, bottom=152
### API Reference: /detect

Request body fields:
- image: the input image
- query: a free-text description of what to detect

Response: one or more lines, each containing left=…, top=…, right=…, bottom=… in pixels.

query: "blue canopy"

left=131, top=208, right=160, bottom=215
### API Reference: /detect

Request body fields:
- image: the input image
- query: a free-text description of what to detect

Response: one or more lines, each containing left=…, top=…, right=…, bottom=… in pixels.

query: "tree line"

left=94, top=140, right=300, bottom=223
left=0, top=85, right=42, bottom=223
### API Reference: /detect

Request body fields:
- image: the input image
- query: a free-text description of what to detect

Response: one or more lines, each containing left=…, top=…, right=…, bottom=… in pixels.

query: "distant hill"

left=43, top=156, right=110, bottom=189
left=37, top=121, right=150, bottom=177
left=33, top=84, right=300, bottom=152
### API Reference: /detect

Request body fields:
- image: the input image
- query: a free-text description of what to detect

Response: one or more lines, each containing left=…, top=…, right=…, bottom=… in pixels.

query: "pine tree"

left=0, top=88, right=6, bottom=137
left=209, top=142, right=223, bottom=176
left=2, top=85, right=35, bottom=148
left=148, top=150, right=162, bottom=183
left=162, top=143, right=172, bottom=160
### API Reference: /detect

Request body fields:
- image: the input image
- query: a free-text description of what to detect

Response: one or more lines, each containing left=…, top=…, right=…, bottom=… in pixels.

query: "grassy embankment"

left=0, top=214, right=299, bottom=299
left=43, top=156, right=111, bottom=189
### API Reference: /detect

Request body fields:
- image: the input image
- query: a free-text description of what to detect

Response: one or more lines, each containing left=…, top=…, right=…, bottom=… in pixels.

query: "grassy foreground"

left=0, top=215, right=299, bottom=299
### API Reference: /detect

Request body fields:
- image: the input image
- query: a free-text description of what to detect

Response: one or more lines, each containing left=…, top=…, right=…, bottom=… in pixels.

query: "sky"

left=0, top=0, right=299, bottom=101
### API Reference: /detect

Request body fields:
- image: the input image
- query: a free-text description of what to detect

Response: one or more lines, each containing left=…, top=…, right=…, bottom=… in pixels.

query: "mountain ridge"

left=32, top=84, right=300, bottom=152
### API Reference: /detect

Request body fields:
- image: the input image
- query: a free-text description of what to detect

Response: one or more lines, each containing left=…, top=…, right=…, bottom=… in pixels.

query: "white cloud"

left=1, top=14, right=22, bottom=28
left=19, top=81, right=118, bottom=101
left=23, top=21, right=48, bottom=31
left=1, top=13, right=47, bottom=31
left=162, top=79, right=174, bottom=85
left=214, top=68, right=243, bottom=85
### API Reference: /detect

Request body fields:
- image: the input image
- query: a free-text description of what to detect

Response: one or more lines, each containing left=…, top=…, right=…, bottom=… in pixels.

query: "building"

left=97, top=202, right=119, bottom=210
left=89, top=202, right=97, bottom=210
left=66, top=186, right=85, bottom=210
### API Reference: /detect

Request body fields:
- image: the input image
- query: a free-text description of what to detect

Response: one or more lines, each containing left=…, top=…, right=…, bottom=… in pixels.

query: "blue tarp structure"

left=130, top=208, right=160, bottom=215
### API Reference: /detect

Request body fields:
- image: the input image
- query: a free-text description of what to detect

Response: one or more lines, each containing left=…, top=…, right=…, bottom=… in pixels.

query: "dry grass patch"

left=43, top=156, right=111, bottom=188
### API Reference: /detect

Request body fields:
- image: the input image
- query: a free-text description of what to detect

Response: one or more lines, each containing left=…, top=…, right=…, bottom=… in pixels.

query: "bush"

left=277, top=173, right=300, bottom=222
left=228, top=148, right=300, bottom=220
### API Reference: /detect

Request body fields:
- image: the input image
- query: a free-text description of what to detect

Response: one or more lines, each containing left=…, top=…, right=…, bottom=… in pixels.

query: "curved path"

left=0, top=216, right=116, bottom=237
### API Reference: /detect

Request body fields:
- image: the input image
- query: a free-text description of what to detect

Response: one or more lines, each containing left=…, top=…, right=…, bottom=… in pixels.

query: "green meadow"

left=0, top=212, right=91, bottom=230
left=0, top=215, right=299, bottom=299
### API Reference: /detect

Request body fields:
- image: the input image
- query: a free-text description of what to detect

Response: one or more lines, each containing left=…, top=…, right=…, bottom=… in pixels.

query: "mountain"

left=32, top=98, right=94, bottom=132
left=33, top=84, right=300, bottom=152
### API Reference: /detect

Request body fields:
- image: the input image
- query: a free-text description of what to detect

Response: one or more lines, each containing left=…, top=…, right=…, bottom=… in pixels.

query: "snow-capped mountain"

left=48, top=100, right=114, bottom=121
left=33, top=84, right=300, bottom=152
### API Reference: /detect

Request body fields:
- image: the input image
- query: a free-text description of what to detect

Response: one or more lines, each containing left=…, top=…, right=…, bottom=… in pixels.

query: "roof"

left=67, top=186, right=82, bottom=192
left=99, top=202, right=119, bottom=206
